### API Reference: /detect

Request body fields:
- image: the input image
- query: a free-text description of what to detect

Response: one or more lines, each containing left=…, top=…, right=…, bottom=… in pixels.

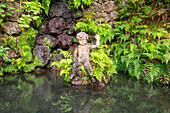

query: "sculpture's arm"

left=95, top=34, right=100, bottom=47
left=89, top=34, right=100, bottom=49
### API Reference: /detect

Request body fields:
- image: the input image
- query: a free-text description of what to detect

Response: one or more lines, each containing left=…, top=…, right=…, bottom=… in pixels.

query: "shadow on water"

left=0, top=71, right=169, bottom=113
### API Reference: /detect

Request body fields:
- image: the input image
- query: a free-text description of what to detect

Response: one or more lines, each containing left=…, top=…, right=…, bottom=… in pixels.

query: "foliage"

left=0, top=46, right=10, bottom=75
left=75, top=0, right=169, bottom=85
left=2, top=27, right=37, bottom=53
left=0, top=2, right=15, bottom=27
left=111, top=0, right=170, bottom=84
left=51, top=46, right=117, bottom=83
left=51, top=49, right=73, bottom=82
left=41, top=0, right=51, bottom=15
left=0, top=0, right=169, bottom=86
left=0, top=2, right=15, bottom=76
left=68, top=0, right=93, bottom=9
left=17, top=1, right=44, bottom=28
left=90, top=45, right=117, bottom=83
left=0, top=0, right=52, bottom=76
left=0, top=46, right=10, bottom=61
left=0, top=27, right=45, bottom=75
left=0, top=0, right=53, bottom=77
left=18, top=27, right=38, bottom=49
left=115, top=0, right=122, bottom=3
left=75, top=11, right=114, bottom=44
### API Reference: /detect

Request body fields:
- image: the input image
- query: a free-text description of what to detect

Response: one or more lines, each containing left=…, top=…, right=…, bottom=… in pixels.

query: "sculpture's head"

left=76, top=32, right=88, bottom=45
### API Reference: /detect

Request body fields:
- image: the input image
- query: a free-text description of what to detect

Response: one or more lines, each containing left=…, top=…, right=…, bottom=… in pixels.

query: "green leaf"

left=18, top=19, right=23, bottom=23
left=80, top=65, right=87, bottom=75
left=42, top=0, right=51, bottom=15
left=6, top=12, right=12, bottom=16
left=1, top=14, right=5, bottom=17
left=60, top=69, right=67, bottom=76
left=157, top=33, right=163, bottom=39
left=167, top=25, right=170, bottom=28
left=19, top=24, right=30, bottom=28
left=107, top=65, right=117, bottom=75
left=0, top=3, right=6, bottom=8
left=8, top=6, right=15, bottom=10
left=67, top=59, right=73, bottom=65
left=135, top=25, right=148, bottom=29
left=0, top=70, right=3, bottom=76
left=0, top=18, right=3, bottom=23
left=36, top=16, right=43, bottom=27
left=144, top=63, right=160, bottom=83
left=132, top=29, right=139, bottom=34
left=0, top=8, right=5, bottom=12
left=91, top=67, right=103, bottom=81
left=119, top=24, right=127, bottom=30
left=51, top=61, right=59, bottom=67
left=164, top=51, right=170, bottom=64
left=32, top=16, right=39, bottom=20
left=140, top=29, right=151, bottom=35
left=20, top=46, right=32, bottom=62
left=144, top=6, right=152, bottom=15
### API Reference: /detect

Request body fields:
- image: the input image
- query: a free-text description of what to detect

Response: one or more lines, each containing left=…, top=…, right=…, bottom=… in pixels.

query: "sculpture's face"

left=76, top=32, right=88, bottom=45
left=79, top=38, right=87, bottom=45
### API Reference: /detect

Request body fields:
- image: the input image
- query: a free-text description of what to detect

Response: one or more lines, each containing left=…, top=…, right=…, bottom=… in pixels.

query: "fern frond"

left=144, top=63, right=160, bottom=83
left=164, top=51, right=170, bottom=64
left=133, top=59, right=142, bottom=80
left=91, top=67, right=103, bottom=82
left=51, top=61, right=60, bottom=68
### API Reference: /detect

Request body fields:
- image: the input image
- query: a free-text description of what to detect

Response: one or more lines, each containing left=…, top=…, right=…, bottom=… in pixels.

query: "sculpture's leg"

left=84, top=61, right=96, bottom=83
left=69, top=63, right=77, bottom=79
left=84, top=61, right=92, bottom=74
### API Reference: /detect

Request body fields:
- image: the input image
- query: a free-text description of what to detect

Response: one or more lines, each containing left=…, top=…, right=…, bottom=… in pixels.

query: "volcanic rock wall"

left=0, top=0, right=119, bottom=68
left=84, top=0, right=118, bottom=26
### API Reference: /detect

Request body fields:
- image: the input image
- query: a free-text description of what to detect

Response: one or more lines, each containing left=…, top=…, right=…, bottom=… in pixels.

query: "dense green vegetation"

left=51, top=49, right=73, bottom=82
left=0, top=0, right=50, bottom=75
left=68, top=0, right=93, bottom=9
left=74, top=0, right=170, bottom=85
left=0, top=0, right=169, bottom=85
left=112, top=0, right=169, bottom=85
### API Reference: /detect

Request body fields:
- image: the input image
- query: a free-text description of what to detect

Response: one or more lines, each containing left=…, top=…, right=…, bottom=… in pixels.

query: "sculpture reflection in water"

left=69, top=32, right=100, bottom=85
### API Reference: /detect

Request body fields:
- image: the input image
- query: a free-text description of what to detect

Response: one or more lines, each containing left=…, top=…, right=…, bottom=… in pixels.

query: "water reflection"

left=0, top=71, right=169, bottom=113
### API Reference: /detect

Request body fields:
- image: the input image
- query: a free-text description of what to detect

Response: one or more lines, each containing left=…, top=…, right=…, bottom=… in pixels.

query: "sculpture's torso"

left=77, top=45, right=90, bottom=64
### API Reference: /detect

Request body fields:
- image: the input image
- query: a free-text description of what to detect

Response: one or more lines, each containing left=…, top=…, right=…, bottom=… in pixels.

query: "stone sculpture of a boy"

left=69, top=32, right=100, bottom=82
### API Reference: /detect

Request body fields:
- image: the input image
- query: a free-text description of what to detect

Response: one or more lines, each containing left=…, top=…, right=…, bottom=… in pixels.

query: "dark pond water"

left=0, top=71, right=169, bottom=113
